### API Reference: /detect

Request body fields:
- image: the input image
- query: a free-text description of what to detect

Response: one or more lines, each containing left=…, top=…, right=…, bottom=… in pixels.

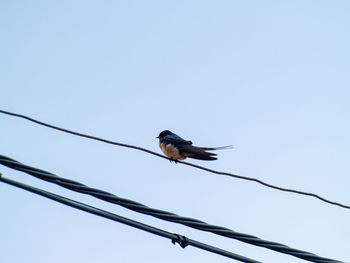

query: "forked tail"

left=199, top=145, right=233, bottom=151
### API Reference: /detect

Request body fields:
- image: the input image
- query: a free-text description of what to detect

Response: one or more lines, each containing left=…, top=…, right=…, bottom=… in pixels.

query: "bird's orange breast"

left=159, top=142, right=186, bottom=160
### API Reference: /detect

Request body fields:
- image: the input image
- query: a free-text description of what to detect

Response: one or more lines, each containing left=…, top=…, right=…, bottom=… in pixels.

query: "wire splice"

left=172, top=234, right=189, bottom=248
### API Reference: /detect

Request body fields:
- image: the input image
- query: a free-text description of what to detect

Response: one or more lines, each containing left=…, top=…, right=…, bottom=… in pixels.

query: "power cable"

left=0, top=174, right=261, bottom=263
left=0, top=155, right=344, bottom=263
left=0, top=109, right=348, bottom=209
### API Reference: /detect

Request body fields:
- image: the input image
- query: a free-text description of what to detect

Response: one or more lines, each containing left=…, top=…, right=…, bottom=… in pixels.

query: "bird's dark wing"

left=178, top=145, right=218, bottom=160
left=178, top=145, right=232, bottom=160
left=160, top=133, right=192, bottom=146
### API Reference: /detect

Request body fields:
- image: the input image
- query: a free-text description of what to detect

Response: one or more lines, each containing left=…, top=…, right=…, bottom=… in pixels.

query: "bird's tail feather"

left=199, top=145, right=233, bottom=151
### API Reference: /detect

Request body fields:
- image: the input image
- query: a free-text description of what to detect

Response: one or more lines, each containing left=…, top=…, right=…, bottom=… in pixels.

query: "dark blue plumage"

left=156, top=130, right=232, bottom=161
left=158, top=130, right=192, bottom=147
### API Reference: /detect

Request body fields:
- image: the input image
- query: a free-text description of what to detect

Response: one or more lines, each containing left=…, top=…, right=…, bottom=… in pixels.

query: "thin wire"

left=0, top=155, right=344, bottom=263
left=0, top=174, right=261, bottom=263
left=0, top=109, right=348, bottom=209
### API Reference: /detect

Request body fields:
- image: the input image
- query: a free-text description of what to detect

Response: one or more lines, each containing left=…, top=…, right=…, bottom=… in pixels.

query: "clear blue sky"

left=1, top=1, right=349, bottom=262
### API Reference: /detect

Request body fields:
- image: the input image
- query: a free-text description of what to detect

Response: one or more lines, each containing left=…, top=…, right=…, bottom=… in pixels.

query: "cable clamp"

left=171, top=234, right=188, bottom=248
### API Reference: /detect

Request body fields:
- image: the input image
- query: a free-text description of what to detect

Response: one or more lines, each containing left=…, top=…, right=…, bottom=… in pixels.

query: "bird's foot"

left=169, top=158, right=178, bottom=164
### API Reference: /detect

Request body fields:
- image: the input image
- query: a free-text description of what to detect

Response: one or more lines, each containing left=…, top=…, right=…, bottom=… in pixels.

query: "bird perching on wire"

left=157, top=130, right=232, bottom=162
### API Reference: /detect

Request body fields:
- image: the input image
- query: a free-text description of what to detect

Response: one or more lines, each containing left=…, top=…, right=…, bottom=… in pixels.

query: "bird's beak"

left=156, top=136, right=159, bottom=139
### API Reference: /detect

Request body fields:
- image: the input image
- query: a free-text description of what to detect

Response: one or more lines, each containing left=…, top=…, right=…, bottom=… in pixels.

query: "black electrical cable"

left=1, top=109, right=348, bottom=210
left=0, top=155, right=344, bottom=263
left=0, top=174, right=261, bottom=263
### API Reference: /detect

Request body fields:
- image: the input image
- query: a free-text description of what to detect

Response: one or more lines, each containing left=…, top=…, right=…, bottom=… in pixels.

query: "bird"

left=156, top=130, right=232, bottom=162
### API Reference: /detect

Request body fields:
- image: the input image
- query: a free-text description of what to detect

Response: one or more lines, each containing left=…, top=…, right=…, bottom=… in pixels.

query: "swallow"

left=156, top=130, right=232, bottom=162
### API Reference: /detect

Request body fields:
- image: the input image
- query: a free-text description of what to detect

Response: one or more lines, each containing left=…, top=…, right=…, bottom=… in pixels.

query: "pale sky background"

left=1, top=1, right=350, bottom=263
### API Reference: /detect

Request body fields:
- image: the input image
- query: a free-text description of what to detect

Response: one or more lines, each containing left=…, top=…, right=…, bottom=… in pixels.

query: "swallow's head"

left=157, top=130, right=172, bottom=139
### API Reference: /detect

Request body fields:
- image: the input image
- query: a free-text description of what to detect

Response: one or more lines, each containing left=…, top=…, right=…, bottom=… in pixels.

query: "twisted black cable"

left=0, top=155, right=344, bottom=263
left=0, top=175, right=261, bottom=263
left=1, top=109, right=348, bottom=210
